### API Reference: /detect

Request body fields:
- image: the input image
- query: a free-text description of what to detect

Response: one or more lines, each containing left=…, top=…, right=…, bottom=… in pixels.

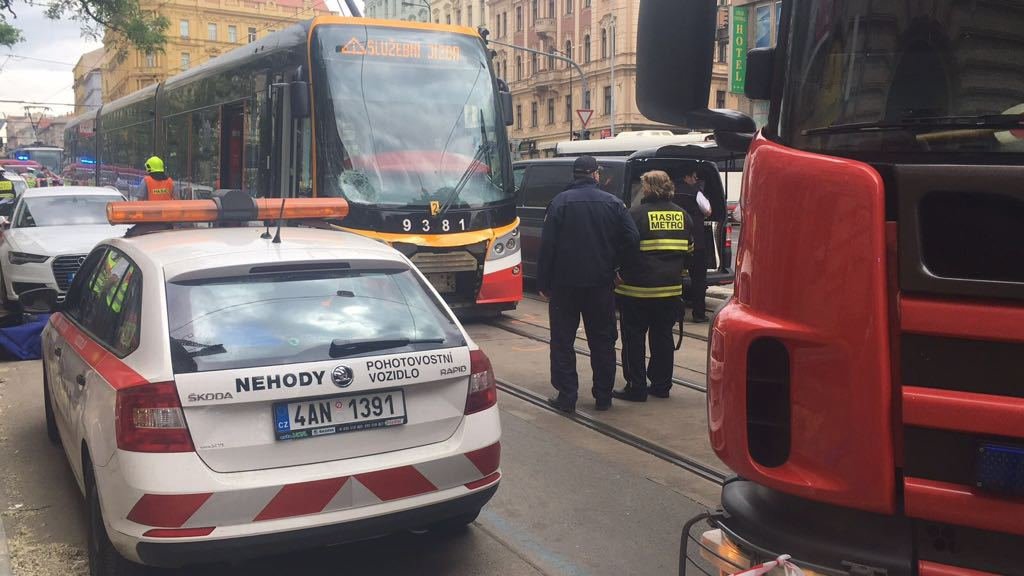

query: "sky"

left=0, top=5, right=102, bottom=119
left=0, top=0, right=364, bottom=123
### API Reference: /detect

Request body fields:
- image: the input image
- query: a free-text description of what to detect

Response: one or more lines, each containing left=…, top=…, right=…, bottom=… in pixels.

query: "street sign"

left=576, top=109, right=594, bottom=127
left=600, top=128, right=612, bottom=139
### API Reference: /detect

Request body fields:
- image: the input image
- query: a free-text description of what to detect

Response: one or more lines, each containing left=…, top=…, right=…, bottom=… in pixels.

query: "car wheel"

left=43, top=365, right=59, bottom=445
left=0, top=267, right=20, bottom=316
left=425, top=509, right=481, bottom=534
left=88, top=474, right=147, bottom=576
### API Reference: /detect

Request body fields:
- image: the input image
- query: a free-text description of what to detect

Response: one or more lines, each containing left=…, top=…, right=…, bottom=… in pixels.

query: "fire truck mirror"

left=636, top=0, right=717, bottom=127
left=745, top=47, right=775, bottom=102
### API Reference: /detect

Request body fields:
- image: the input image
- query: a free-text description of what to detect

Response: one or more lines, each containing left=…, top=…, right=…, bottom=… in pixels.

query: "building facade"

left=73, top=48, right=106, bottom=115
left=102, top=0, right=333, bottom=102
left=486, top=0, right=675, bottom=157
left=710, top=0, right=784, bottom=127
left=364, top=0, right=430, bottom=22
left=364, top=0, right=491, bottom=33
left=3, top=115, right=71, bottom=149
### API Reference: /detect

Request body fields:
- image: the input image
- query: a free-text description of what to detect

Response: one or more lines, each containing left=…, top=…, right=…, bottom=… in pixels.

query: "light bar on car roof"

left=107, top=196, right=349, bottom=225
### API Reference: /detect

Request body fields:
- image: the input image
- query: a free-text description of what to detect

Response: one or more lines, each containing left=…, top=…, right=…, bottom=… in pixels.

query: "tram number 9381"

left=402, top=217, right=468, bottom=233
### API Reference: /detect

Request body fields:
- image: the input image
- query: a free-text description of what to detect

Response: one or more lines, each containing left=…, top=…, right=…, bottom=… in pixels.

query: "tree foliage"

left=0, top=0, right=167, bottom=53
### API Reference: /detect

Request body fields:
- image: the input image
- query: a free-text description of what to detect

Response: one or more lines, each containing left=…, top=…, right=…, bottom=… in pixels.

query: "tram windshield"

left=312, top=24, right=511, bottom=212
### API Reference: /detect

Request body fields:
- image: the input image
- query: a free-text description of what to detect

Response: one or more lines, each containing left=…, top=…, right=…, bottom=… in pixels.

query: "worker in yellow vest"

left=142, top=156, right=174, bottom=201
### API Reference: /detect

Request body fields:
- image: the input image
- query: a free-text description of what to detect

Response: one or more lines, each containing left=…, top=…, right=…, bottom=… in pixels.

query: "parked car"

left=513, top=143, right=735, bottom=286
left=0, top=186, right=128, bottom=311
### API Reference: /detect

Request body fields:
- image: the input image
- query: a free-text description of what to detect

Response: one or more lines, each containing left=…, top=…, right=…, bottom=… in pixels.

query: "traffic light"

left=572, top=130, right=591, bottom=140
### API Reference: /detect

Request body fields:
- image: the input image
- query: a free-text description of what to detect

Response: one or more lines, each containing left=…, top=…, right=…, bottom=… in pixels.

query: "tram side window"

left=524, top=164, right=572, bottom=208
left=190, top=108, right=221, bottom=196
left=164, top=115, right=189, bottom=193
left=244, top=92, right=268, bottom=196
left=295, top=118, right=313, bottom=197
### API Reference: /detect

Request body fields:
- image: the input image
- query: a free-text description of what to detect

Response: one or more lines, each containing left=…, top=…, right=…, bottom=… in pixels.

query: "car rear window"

left=166, top=266, right=466, bottom=374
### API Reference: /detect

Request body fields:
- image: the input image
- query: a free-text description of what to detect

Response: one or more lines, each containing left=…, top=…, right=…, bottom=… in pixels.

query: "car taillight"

left=116, top=381, right=194, bottom=452
left=725, top=225, right=733, bottom=249
left=465, top=350, right=497, bottom=415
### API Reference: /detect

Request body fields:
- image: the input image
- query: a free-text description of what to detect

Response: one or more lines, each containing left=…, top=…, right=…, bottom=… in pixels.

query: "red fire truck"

left=636, top=1, right=1024, bottom=575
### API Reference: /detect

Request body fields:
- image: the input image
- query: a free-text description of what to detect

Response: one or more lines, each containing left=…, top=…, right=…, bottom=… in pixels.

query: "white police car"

left=38, top=195, right=501, bottom=575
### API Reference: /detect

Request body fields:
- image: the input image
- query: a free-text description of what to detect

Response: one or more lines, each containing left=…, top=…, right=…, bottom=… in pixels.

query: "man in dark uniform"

left=613, top=170, right=694, bottom=401
left=673, top=168, right=711, bottom=322
left=537, top=155, right=639, bottom=413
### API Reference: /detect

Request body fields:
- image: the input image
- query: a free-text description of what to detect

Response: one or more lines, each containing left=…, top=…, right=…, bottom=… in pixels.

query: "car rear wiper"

left=329, top=337, right=445, bottom=358
left=803, top=114, right=1023, bottom=136
left=171, top=338, right=227, bottom=358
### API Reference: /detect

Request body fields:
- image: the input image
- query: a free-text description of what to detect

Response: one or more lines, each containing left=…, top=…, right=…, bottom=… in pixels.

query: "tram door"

left=220, top=104, right=245, bottom=190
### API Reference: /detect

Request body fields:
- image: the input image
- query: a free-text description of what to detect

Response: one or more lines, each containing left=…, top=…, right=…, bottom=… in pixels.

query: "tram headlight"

left=489, top=226, right=521, bottom=259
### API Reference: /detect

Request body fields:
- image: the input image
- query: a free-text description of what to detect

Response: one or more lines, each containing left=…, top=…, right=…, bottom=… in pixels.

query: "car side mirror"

left=497, top=79, right=514, bottom=127
left=19, top=287, right=60, bottom=314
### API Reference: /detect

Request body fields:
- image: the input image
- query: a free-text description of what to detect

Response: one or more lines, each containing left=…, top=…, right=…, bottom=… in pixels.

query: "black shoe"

left=691, top=314, right=709, bottom=323
left=611, top=389, right=647, bottom=402
left=648, top=388, right=671, bottom=399
left=546, top=396, right=574, bottom=414
left=595, top=399, right=612, bottom=411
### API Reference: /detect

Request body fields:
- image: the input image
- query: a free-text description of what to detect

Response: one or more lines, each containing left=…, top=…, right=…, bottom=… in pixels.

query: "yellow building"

left=102, top=0, right=333, bottom=102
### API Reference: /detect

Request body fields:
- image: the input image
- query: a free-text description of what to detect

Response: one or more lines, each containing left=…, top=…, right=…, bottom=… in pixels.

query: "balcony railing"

left=534, top=17, right=555, bottom=35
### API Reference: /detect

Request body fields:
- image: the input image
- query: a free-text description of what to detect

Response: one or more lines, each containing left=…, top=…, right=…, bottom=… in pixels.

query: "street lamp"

left=550, top=46, right=576, bottom=139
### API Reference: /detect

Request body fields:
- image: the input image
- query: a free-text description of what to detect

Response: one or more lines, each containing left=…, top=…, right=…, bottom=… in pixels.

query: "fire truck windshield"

left=782, top=0, right=1024, bottom=156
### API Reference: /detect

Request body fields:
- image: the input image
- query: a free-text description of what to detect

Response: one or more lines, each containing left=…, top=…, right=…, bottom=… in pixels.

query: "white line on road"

left=0, top=514, right=12, bottom=576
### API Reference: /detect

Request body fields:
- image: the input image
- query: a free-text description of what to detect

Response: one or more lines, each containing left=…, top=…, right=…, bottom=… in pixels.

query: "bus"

left=10, top=145, right=63, bottom=174
left=638, top=1, right=1024, bottom=576
left=63, top=16, right=521, bottom=313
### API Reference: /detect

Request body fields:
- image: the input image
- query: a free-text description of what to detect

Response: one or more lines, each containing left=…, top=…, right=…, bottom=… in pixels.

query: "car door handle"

left=53, top=347, right=61, bottom=357
left=76, top=374, right=86, bottom=386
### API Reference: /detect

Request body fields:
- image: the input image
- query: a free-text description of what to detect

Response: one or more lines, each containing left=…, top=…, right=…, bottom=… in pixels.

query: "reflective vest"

left=143, top=175, right=174, bottom=201
left=615, top=199, right=694, bottom=299
left=90, top=252, right=118, bottom=295
left=107, top=267, right=133, bottom=313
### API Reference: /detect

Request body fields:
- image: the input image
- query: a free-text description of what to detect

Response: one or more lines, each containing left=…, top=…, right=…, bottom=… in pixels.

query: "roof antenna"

left=260, top=217, right=272, bottom=239
left=272, top=193, right=286, bottom=243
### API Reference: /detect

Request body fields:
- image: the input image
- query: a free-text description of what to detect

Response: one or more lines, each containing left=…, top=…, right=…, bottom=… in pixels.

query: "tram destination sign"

left=337, top=37, right=463, bottom=63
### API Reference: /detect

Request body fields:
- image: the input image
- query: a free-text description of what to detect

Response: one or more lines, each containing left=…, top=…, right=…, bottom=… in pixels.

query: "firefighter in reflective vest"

left=142, top=156, right=174, bottom=201
left=612, top=170, right=694, bottom=401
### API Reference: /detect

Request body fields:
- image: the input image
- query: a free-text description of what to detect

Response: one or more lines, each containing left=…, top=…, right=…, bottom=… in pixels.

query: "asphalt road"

left=0, top=358, right=717, bottom=576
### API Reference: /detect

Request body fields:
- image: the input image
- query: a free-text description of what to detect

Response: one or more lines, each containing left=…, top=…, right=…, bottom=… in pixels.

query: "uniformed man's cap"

left=573, top=155, right=600, bottom=175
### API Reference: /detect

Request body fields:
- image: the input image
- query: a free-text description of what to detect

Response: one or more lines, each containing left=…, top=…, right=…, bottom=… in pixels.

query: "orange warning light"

left=107, top=198, right=349, bottom=225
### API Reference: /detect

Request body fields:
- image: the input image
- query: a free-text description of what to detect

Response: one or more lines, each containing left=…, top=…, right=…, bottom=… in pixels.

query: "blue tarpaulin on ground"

left=0, top=314, right=50, bottom=360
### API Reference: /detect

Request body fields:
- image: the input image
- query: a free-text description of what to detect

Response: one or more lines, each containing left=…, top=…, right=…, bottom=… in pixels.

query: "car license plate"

left=426, top=272, right=457, bottom=293
left=975, top=442, right=1024, bottom=497
left=273, top=390, right=407, bottom=441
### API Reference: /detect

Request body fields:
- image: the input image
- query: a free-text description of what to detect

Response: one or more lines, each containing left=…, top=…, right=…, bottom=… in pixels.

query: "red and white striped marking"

left=127, top=443, right=500, bottom=530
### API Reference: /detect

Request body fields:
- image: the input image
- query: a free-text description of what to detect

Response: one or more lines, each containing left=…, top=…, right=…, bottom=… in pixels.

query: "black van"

left=513, top=143, right=735, bottom=286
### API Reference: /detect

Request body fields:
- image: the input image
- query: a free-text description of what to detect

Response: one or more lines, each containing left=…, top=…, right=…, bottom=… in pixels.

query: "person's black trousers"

left=549, top=285, right=617, bottom=406
left=619, top=296, right=679, bottom=396
left=687, top=249, right=707, bottom=319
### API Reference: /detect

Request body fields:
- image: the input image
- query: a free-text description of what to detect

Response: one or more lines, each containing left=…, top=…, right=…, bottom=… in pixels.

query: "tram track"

left=486, top=318, right=708, bottom=394
left=496, top=377, right=728, bottom=485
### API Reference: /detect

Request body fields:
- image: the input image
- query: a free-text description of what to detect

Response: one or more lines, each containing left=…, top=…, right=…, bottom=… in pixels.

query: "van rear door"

left=516, top=163, right=573, bottom=278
